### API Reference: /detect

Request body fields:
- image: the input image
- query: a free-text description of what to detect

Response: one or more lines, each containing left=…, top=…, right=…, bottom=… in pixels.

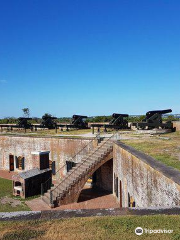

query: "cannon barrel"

left=42, top=116, right=57, bottom=120
left=72, top=115, right=87, bottom=119
left=146, top=109, right=172, bottom=116
left=18, top=117, right=32, bottom=120
left=112, top=113, right=129, bottom=118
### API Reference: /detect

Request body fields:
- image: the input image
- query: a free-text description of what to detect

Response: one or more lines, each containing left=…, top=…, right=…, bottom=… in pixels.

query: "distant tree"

left=22, top=108, right=30, bottom=118
left=163, top=115, right=179, bottom=121
left=0, top=117, right=17, bottom=124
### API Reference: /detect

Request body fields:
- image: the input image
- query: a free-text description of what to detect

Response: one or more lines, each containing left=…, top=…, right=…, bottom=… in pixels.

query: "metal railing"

left=50, top=131, right=121, bottom=204
left=41, top=133, right=101, bottom=197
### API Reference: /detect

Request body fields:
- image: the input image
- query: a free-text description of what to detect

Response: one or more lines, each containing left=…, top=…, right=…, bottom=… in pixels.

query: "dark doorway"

left=115, top=177, right=118, bottom=197
left=40, top=154, right=49, bottom=170
left=119, top=180, right=122, bottom=208
left=66, top=161, right=76, bottom=172
left=93, top=159, right=113, bottom=192
left=9, top=155, right=14, bottom=171
left=78, top=159, right=114, bottom=203
left=128, top=193, right=130, bottom=207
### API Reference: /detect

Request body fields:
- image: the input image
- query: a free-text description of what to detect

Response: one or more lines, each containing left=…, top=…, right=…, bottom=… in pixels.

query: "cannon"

left=17, top=117, right=33, bottom=130
left=33, top=116, right=58, bottom=131
left=58, top=115, right=88, bottom=131
left=70, top=115, right=88, bottom=129
left=39, top=116, right=58, bottom=129
left=91, top=113, right=129, bottom=134
left=133, top=109, right=175, bottom=131
left=0, top=117, right=33, bottom=132
left=108, top=113, right=129, bottom=128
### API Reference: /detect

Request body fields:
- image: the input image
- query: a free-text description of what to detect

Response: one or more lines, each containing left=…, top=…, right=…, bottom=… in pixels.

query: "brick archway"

left=58, top=152, right=113, bottom=206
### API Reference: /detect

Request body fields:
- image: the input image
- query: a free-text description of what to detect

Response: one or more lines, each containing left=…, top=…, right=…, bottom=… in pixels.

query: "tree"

left=22, top=108, right=30, bottom=118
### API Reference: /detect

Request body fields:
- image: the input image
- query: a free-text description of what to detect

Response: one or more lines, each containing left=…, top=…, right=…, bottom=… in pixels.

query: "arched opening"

left=76, top=159, right=117, bottom=208
left=15, top=181, right=21, bottom=186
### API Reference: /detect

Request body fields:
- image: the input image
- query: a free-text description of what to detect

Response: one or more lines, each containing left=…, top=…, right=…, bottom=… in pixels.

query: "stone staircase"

left=42, top=135, right=118, bottom=208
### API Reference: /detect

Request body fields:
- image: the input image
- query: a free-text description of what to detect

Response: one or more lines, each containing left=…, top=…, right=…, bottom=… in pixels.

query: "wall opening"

left=40, top=153, right=49, bottom=170
left=119, top=180, right=122, bottom=208
left=49, top=160, right=56, bottom=175
left=77, top=159, right=114, bottom=203
left=128, top=192, right=135, bottom=207
left=15, top=156, right=25, bottom=170
left=66, top=161, right=76, bottom=172
left=9, top=155, right=14, bottom=171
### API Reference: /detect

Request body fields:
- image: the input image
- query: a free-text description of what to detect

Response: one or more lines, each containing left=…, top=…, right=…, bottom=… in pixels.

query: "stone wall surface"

left=95, top=159, right=113, bottom=191
left=173, top=121, right=180, bottom=131
left=113, top=142, right=180, bottom=208
left=0, top=136, right=96, bottom=177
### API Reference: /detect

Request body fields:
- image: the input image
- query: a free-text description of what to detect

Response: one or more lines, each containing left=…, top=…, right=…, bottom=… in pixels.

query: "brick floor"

left=26, top=186, right=119, bottom=211
left=0, top=170, right=15, bottom=180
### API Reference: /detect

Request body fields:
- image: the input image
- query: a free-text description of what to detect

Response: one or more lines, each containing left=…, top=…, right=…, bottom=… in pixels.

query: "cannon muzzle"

left=72, top=115, right=87, bottom=119
left=146, top=109, right=172, bottom=117
left=112, top=113, right=129, bottom=118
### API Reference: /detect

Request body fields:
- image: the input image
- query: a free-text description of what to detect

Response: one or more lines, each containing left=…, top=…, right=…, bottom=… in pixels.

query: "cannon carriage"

left=0, top=117, right=33, bottom=132
left=133, top=109, right=175, bottom=131
left=91, top=113, right=129, bottom=134
left=34, top=116, right=58, bottom=131
left=58, top=115, right=88, bottom=131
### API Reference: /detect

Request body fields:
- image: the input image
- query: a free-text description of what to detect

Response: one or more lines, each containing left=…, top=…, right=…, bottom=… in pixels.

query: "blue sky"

left=0, top=0, right=180, bottom=118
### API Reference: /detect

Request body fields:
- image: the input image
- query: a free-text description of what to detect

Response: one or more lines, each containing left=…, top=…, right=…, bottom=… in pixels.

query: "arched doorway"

left=77, top=159, right=117, bottom=208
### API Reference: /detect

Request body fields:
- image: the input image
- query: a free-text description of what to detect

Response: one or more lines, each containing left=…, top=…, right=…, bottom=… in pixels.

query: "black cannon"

left=58, top=115, right=88, bottom=131
left=40, top=116, right=58, bottom=129
left=134, top=109, right=175, bottom=131
left=0, top=117, right=33, bottom=132
left=33, top=116, right=58, bottom=131
left=71, top=115, right=88, bottom=129
left=17, top=117, right=33, bottom=130
left=91, top=113, right=129, bottom=134
left=108, top=113, right=129, bottom=128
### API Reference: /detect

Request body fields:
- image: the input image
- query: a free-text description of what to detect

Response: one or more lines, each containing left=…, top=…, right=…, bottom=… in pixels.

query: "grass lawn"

left=121, top=131, right=180, bottom=171
left=0, top=177, right=31, bottom=212
left=0, top=128, right=93, bottom=136
left=0, top=215, right=180, bottom=240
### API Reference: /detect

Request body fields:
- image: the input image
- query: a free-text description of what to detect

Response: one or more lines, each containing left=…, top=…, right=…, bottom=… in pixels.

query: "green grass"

left=0, top=178, right=31, bottom=212
left=2, top=229, right=45, bottom=240
left=0, top=178, right=12, bottom=199
left=0, top=128, right=92, bottom=137
left=154, top=154, right=180, bottom=171
left=1, top=215, right=180, bottom=240
left=124, top=141, right=180, bottom=171
left=127, top=141, right=180, bottom=171
left=122, top=132, right=180, bottom=171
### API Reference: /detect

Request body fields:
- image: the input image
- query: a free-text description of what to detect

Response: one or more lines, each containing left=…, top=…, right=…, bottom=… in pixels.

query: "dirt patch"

left=0, top=197, right=21, bottom=207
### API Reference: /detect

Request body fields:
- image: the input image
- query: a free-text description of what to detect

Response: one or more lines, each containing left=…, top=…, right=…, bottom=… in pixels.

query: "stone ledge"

left=0, top=134, right=95, bottom=140
left=1, top=207, right=180, bottom=221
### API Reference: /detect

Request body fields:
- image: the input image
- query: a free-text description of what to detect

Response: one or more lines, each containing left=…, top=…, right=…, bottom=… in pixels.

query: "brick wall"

left=173, top=121, right=180, bottom=131
left=113, top=142, right=180, bottom=208
left=0, top=136, right=96, bottom=177
left=95, top=159, right=113, bottom=191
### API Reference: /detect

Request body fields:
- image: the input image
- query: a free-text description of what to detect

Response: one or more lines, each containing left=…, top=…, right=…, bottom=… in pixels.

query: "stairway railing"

left=50, top=131, right=121, bottom=204
left=41, top=133, right=101, bottom=196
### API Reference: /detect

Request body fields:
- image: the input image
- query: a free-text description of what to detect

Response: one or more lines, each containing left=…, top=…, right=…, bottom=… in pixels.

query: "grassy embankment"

left=122, top=131, right=180, bottom=171
left=0, top=128, right=92, bottom=136
left=0, top=215, right=180, bottom=240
